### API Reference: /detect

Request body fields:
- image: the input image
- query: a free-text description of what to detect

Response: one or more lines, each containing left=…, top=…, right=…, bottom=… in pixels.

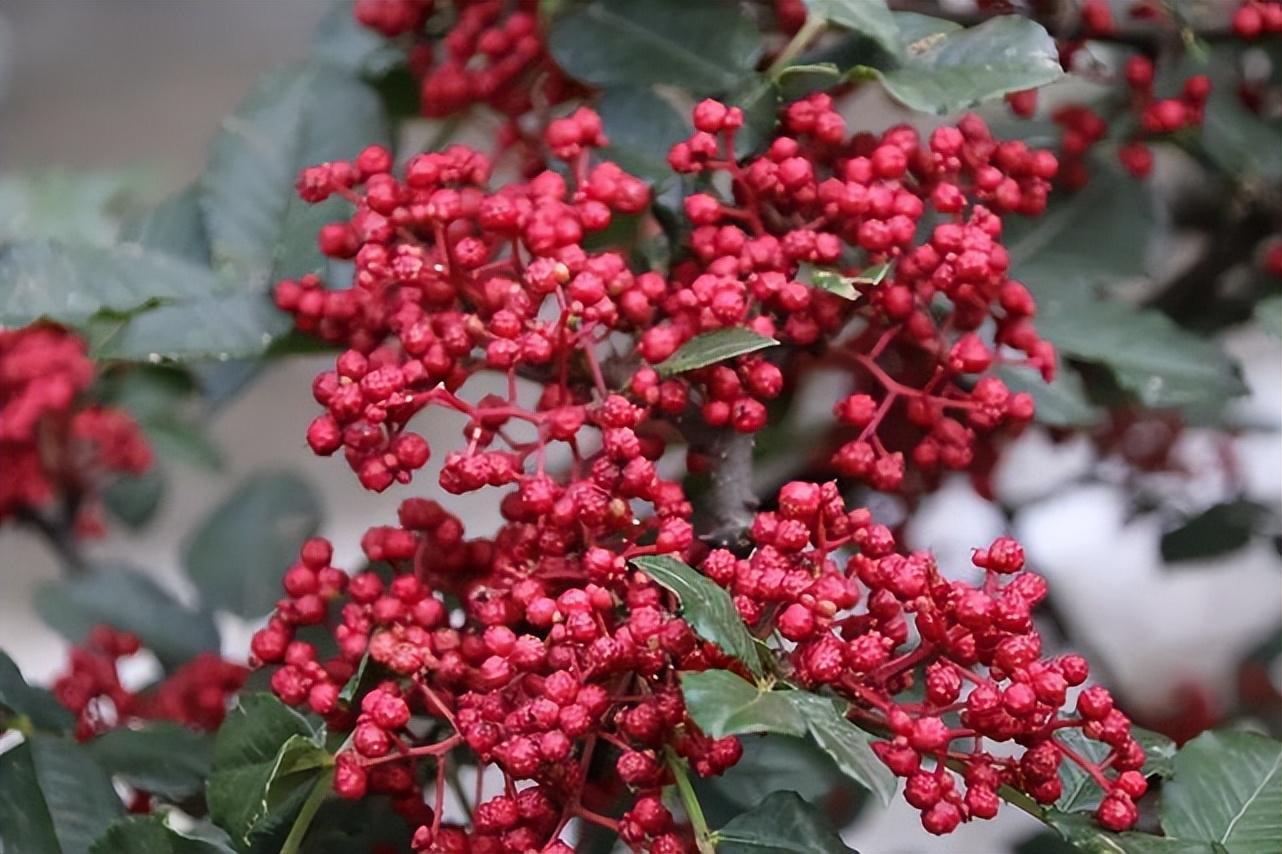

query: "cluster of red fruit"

left=1233, top=1, right=1282, bottom=37
left=252, top=79, right=1144, bottom=846
left=0, top=324, right=151, bottom=533
left=353, top=0, right=572, bottom=168
left=700, top=481, right=1147, bottom=833
left=52, top=626, right=247, bottom=741
left=1010, top=57, right=1209, bottom=187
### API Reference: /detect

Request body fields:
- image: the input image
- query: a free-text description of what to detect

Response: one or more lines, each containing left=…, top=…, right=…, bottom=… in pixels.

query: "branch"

left=696, top=427, right=759, bottom=548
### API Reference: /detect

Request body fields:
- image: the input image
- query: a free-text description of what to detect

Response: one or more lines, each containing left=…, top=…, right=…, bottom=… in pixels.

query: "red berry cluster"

left=0, top=324, right=151, bottom=531
left=664, top=94, right=1051, bottom=490
left=258, top=89, right=1136, bottom=847
left=700, top=482, right=1145, bottom=834
left=52, top=626, right=247, bottom=740
left=1030, top=56, right=1209, bottom=187
left=253, top=512, right=741, bottom=851
left=1233, top=1, right=1282, bottom=38
left=353, top=0, right=572, bottom=146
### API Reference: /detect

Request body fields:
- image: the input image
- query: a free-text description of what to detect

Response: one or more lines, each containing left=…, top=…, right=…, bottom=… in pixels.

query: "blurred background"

left=0, top=2, right=1278, bottom=852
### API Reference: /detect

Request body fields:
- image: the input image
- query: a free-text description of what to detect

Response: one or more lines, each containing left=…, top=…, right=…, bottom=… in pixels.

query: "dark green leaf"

left=91, top=816, right=237, bottom=854
left=146, top=420, right=223, bottom=471
left=1032, top=292, right=1247, bottom=411
left=0, top=239, right=224, bottom=328
left=693, top=734, right=864, bottom=829
left=655, top=328, right=779, bottom=377
left=0, top=650, right=75, bottom=733
left=786, top=692, right=895, bottom=806
left=715, top=790, right=859, bottom=853
left=0, top=170, right=141, bottom=245
left=1006, top=168, right=1156, bottom=285
left=102, top=469, right=165, bottom=530
left=0, top=741, right=63, bottom=854
left=1161, top=500, right=1271, bottom=563
left=338, top=653, right=377, bottom=705
left=0, top=735, right=124, bottom=854
left=208, top=694, right=327, bottom=848
left=1044, top=810, right=1216, bottom=854
left=805, top=0, right=900, bottom=59
left=1201, top=93, right=1282, bottom=183
left=596, top=86, right=693, bottom=183
left=548, top=0, right=761, bottom=95
left=1256, top=295, right=1282, bottom=338
left=85, top=723, right=213, bottom=800
left=860, top=16, right=1061, bottom=115
left=1134, top=726, right=1178, bottom=779
left=632, top=556, right=761, bottom=671
left=35, top=564, right=220, bottom=671
left=184, top=471, right=323, bottom=618
left=309, top=2, right=404, bottom=77
left=996, top=365, right=1102, bottom=429
left=92, top=279, right=290, bottom=363
left=199, top=62, right=388, bottom=291
left=680, top=670, right=807, bottom=738
left=1015, top=830, right=1080, bottom=854
left=296, top=797, right=414, bottom=854
left=776, top=63, right=843, bottom=101
left=1056, top=726, right=1179, bottom=813
left=1160, top=730, right=1282, bottom=852
left=120, top=185, right=211, bottom=265
left=731, top=76, right=783, bottom=158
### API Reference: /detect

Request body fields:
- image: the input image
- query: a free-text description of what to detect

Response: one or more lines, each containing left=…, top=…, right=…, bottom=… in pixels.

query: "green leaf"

left=731, top=75, right=783, bottom=158
left=632, top=556, right=761, bottom=671
left=890, top=12, right=962, bottom=47
left=596, top=86, right=693, bottom=183
left=1031, top=291, right=1247, bottom=411
left=1005, top=167, right=1156, bottom=285
left=1043, top=810, right=1216, bottom=854
left=776, top=64, right=843, bottom=101
left=805, top=0, right=900, bottom=59
left=996, top=365, right=1103, bottom=429
left=655, top=328, right=779, bottom=377
left=0, top=650, right=75, bottom=733
left=802, top=263, right=890, bottom=300
left=1161, top=500, right=1271, bottom=564
left=91, top=816, right=237, bottom=854
left=184, top=471, right=323, bottom=618
left=120, top=185, right=211, bottom=265
left=1056, top=726, right=1179, bottom=814
left=861, top=16, right=1062, bottom=115
left=680, top=670, right=807, bottom=738
left=146, top=420, right=223, bottom=471
left=692, top=734, right=864, bottom=830
left=35, top=564, right=220, bottom=671
left=102, top=468, right=166, bottom=530
left=715, top=790, right=860, bottom=853
left=0, top=170, right=142, bottom=245
left=0, top=238, right=224, bottom=328
left=199, top=61, right=388, bottom=291
left=85, top=723, right=213, bottom=800
left=786, top=692, right=896, bottom=806
left=1255, top=295, right=1282, bottom=338
left=337, top=653, right=377, bottom=706
left=88, top=289, right=289, bottom=363
left=309, top=2, right=405, bottom=78
left=1160, top=730, right=1282, bottom=852
left=0, top=735, right=124, bottom=854
left=1201, top=92, right=1282, bottom=183
left=547, top=0, right=762, bottom=95
left=208, top=694, right=328, bottom=848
